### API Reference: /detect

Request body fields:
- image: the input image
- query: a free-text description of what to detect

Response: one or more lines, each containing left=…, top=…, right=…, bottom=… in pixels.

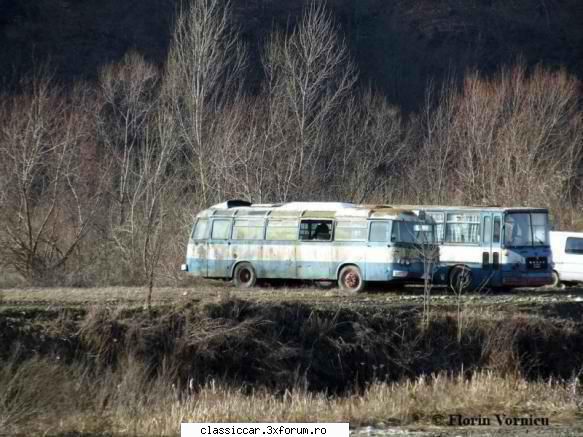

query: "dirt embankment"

left=2, top=297, right=583, bottom=392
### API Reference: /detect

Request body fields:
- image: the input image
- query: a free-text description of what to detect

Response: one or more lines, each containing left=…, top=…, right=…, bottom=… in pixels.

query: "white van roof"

left=550, top=230, right=583, bottom=238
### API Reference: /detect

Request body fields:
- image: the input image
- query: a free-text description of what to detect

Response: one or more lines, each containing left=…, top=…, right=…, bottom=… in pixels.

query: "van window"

left=369, top=221, right=390, bottom=242
left=232, top=219, right=264, bottom=240
left=566, top=237, right=583, bottom=255
left=335, top=221, right=367, bottom=241
left=211, top=220, right=231, bottom=240
left=299, top=220, right=332, bottom=241
left=266, top=220, right=298, bottom=241
left=193, top=219, right=209, bottom=240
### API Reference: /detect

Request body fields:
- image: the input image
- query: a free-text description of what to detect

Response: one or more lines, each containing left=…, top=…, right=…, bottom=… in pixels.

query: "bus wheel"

left=233, top=262, right=257, bottom=289
left=449, top=265, right=472, bottom=293
left=338, top=266, right=365, bottom=293
left=551, top=271, right=564, bottom=289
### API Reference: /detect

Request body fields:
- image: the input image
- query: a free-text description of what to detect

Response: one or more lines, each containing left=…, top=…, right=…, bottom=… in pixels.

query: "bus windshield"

left=504, top=212, right=549, bottom=247
left=391, top=221, right=433, bottom=244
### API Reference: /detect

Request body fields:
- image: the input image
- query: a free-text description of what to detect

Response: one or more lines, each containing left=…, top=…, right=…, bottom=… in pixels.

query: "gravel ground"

left=2, top=282, right=583, bottom=317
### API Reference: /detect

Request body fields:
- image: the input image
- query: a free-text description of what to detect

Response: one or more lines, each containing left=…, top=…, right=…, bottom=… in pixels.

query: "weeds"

left=0, top=354, right=579, bottom=435
left=2, top=297, right=583, bottom=434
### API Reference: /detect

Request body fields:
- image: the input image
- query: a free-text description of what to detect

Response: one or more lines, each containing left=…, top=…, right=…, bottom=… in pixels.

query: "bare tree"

left=333, top=89, right=408, bottom=203
left=165, top=0, right=247, bottom=206
left=0, top=79, right=104, bottom=283
left=262, top=1, right=357, bottom=200
left=110, top=103, right=180, bottom=309
left=415, top=228, right=440, bottom=329
left=98, top=52, right=159, bottom=228
left=412, top=64, right=583, bottom=222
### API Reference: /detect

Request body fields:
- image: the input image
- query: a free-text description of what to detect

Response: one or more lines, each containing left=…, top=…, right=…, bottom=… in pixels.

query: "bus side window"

left=193, top=219, right=209, bottom=240
left=233, top=219, right=265, bottom=240
left=211, top=220, right=231, bottom=240
left=335, top=221, right=367, bottom=241
left=266, top=220, right=298, bottom=241
left=493, top=217, right=501, bottom=243
left=426, top=212, right=444, bottom=243
left=369, top=221, right=390, bottom=242
left=299, top=220, right=332, bottom=241
left=483, top=216, right=491, bottom=245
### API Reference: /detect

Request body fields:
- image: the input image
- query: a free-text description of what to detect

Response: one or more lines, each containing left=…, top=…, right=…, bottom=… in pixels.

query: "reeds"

left=2, top=298, right=583, bottom=435
left=0, top=354, right=579, bottom=435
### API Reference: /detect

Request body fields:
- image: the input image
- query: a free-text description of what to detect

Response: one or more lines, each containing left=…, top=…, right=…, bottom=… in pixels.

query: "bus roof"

left=196, top=201, right=420, bottom=221
left=388, top=204, right=549, bottom=214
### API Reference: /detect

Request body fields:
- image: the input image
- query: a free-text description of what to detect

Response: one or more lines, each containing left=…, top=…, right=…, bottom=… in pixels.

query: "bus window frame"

left=210, top=219, right=232, bottom=241
left=444, top=211, right=481, bottom=245
left=334, top=220, right=368, bottom=242
left=193, top=218, right=210, bottom=240
left=232, top=218, right=266, bottom=241
left=368, top=220, right=391, bottom=243
left=265, top=219, right=299, bottom=241
left=298, top=219, right=334, bottom=242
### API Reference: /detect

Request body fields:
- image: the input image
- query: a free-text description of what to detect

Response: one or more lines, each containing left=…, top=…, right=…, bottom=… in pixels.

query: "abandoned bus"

left=399, top=206, right=553, bottom=290
left=181, top=200, right=432, bottom=292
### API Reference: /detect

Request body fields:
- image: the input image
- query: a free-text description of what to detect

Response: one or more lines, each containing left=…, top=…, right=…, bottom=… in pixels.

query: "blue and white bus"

left=181, top=200, right=432, bottom=292
left=400, top=206, right=553, bottom=290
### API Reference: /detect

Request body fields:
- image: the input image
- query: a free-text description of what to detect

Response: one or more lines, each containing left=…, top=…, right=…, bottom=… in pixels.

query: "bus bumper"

left=501, top=272, right=552, bottom=287
left=392, top=270, right=409, bottom=278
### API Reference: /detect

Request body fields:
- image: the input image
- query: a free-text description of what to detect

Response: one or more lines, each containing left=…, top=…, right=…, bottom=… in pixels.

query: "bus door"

left=207, top=219, right=233, bottom=277
left=191, top=218, right=209, bottom=277
left=481, top=213, right=502, bottom=276
left=366, top=220, right=392, bottom=281
left=296, top=219, right=333, bottom=279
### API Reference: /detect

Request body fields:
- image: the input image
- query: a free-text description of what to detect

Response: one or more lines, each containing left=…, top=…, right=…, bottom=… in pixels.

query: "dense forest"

left=0, top=0, right=582, bottom=287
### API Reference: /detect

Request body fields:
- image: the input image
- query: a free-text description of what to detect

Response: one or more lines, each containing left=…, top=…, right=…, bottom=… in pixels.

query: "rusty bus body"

left=181, top=201, right=432, bottom=292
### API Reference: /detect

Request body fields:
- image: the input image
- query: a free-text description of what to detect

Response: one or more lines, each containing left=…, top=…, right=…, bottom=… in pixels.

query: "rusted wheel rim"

left=239, top=269, right=251, bottom=284
left=344, top=270, right=360, bottom=289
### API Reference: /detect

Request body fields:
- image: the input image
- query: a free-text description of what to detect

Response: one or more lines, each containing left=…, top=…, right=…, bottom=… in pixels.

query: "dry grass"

left=3, top=291, right=583, bottom=435
left=1, top=355, right=579, bottom=436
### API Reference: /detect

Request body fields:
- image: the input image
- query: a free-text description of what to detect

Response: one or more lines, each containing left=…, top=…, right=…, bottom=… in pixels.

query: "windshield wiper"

left=534, top=236, right=546, bottom=246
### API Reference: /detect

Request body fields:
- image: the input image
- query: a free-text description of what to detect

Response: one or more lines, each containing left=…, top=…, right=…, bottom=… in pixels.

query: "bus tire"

left=448, top=265, right=472, bottom=293
left=338, top=265, right=365, bottom=293
left=551, top=270, right=564, bottom=289
left=233, top=262, right=257, bottom=289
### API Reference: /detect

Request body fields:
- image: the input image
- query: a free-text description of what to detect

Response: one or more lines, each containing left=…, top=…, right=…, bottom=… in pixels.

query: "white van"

left=550, top=231, right=583, bottom=287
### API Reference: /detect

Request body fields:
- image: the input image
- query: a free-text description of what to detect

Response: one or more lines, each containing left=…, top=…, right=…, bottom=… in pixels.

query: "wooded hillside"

left=0, top=0, right=581, bottom=287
